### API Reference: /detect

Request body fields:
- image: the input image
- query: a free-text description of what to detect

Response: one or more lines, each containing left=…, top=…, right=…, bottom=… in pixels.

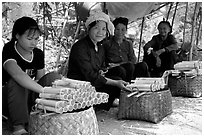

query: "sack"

left=29, top=107, right=99, bottom=135
left=118, top=89, right=172, bottom=123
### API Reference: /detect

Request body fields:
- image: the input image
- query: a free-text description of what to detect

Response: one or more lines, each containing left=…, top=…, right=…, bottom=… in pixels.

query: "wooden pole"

left=183, top=2, right=188, bottom=44
left=171, top=2, right=178, bottom=28
left=138, top=17, right=145, bottom=62
left=196, top=6, right=202, bottom=46
left=43, top=2, right=46, bottom=59
left=166, top=2, right=173, bottom=21
left=189, top=2, right=198, bottom=61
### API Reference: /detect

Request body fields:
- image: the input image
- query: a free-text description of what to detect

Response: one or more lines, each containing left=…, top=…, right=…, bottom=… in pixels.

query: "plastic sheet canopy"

left=76, top=2, right=160, bottom=22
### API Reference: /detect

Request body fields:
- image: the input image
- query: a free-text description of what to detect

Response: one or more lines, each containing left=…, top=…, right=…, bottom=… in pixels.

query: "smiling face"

left=89, top=20, right=107, bottom=44
left=158, top=23, right=171, bottom=37
left=114, top=23, right=127, bottom=40
left=16, top=29, right=40, bottom=52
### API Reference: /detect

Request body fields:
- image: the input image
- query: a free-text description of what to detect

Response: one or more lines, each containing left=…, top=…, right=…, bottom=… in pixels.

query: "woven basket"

left=168, top=74, right=202, bottom=98
left=118, top=89, right=172, bottom=123
left=29, top=107, right=99, bottom=135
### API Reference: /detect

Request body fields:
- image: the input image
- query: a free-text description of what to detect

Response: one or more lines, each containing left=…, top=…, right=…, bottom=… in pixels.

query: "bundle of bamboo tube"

left=128, top=77, right=166, bottom=92
left=35, top=78, right=109, bottom=114
left=174, top=61, right=200, bottom=71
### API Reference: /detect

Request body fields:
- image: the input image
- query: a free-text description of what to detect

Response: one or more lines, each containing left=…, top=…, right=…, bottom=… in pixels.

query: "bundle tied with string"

left=118, top=72, right=172, bottom=123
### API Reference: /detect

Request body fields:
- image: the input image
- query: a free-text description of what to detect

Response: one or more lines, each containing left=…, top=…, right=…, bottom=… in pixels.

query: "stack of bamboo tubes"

left=174, top=61, right=200, bottom=71
left=35, top=78, right=109, bottom=114
left=128, top=77, right=166, bottom=92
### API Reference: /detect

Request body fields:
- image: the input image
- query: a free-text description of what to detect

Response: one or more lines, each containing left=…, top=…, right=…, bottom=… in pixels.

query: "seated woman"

left=143, top=20, right=179, bottom=77
left=103, top=17, right=150, bottom=82
left=2, top=16, right=62, bottom=135
left=67, top=10, right=128, bottom=111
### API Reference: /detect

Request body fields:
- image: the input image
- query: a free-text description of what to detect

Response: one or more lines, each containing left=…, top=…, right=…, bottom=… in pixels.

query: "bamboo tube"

left=62, top=77, right=91, bottom=85
left=70, top=99, right=75, bottom=106
left=81, top=102, right=86, bottom=108
left=39, top=93, right=67, bottom=100
left=132, top=78, right=165, bottom=84
left=97, top=98, right=102, bottom=104
left=77, top=103, right=82, bottom=109
left=43, top=87, right=68, bottom=95
left=86, top=100, right=91, bottom=107
left=36, top=98, right=65, bottom=109
left=37, top=104, right=63, bottom=114
left=63, top=106, right=68, bottom=112
left=67, top=105, right=74, bottom=112
left=93, top=98, right=97, bottom=105
left=73, top=103, right=78, bottom=110
left=53, top=78, right=91, bottom=89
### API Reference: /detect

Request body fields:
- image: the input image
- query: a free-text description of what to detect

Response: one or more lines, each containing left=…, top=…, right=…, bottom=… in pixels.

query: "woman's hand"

left=115, top=80, right=129, bottom=90
left=147, top=47, right=153, bottom=55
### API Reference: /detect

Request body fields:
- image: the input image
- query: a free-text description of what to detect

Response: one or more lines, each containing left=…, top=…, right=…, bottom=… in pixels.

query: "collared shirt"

left=67, top=35, right=107, bottom=88
left=103, top=36, right=137, bottom=64
left=143, top=34, right=178, bottom=52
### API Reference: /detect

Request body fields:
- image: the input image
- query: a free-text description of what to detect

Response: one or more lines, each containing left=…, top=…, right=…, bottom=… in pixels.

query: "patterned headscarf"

left=85, top=10, right=114, bottom=35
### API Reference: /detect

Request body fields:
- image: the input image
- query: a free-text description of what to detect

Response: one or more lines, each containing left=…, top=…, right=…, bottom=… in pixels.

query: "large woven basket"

left=29, top=107, right=99, bottom=135
left=118, top=89, right=172, bottom=123
left=168, top=74, right=202, bottom=98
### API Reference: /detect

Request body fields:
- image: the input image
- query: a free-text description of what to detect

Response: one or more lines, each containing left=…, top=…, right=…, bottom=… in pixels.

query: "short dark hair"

left=157, top=20, right=172, bottom=33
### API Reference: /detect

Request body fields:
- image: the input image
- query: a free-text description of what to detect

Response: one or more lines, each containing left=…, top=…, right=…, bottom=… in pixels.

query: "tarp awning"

left=76, top=2, right=163, bottom=22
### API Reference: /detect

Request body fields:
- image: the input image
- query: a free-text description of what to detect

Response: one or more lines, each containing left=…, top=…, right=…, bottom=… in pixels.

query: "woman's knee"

left=37, top=71, right=62, bottom=86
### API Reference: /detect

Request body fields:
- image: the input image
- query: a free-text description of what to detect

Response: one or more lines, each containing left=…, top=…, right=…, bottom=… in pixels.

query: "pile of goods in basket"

left=35, top=78, right=109, bottom=114
left=126, top=77, right=167, bottom=97
left=172, top=60, right=202, bottom=76
left=118, top=77, right=172, bottom=123
left=168, top=60, right=202, bottom=97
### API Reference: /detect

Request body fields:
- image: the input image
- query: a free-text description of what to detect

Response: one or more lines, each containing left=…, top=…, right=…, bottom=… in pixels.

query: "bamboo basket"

left=168, top=73, right=202, bottom=98
left=29, top=107, right=99, bottom=135
left=118, top=89, right=172, bottom=123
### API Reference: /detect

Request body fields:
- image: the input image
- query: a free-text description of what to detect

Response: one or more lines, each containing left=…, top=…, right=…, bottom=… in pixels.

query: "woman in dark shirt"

left=67, top=10, right=128, bottom=111
left=104, top=17, right=150, bottom=82
left=143, top=20, right=178, bottom=77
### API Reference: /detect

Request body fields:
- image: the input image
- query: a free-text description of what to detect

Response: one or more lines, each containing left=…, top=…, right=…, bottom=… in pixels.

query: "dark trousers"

left=2, top=72, right=62, bottom=126
left=133, top=62, right=150, bottom=79
left=105, top=62, right=134, bottom=82
left=143, top=51, right=177, bottom=77
left=95, top=84, right=121, bottom=111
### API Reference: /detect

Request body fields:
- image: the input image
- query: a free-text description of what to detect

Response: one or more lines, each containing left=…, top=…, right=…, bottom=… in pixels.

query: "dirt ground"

left=1, top=97, right=202, bottom=135
left=96, top=97, right=202, bottom=135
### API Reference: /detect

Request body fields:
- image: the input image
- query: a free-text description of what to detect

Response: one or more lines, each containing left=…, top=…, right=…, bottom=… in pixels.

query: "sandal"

left=13, top=128, right=29, bottom=135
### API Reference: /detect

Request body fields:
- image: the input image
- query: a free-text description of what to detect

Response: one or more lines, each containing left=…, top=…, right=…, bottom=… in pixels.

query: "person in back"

left=103, top=17, right=150, bottom=82
left=143, top=20, right=178, bottom=77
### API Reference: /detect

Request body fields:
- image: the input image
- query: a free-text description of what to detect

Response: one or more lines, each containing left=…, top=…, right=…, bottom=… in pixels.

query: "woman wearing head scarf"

left=103, top=17, right=150, bottom=82
left=67, top=10, right=128, bottom=111
left=143, top=20, right=178, bottom=77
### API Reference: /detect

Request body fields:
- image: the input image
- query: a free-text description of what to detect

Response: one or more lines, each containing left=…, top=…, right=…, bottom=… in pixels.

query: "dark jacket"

left=67, top=36, right=107, bottom=88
